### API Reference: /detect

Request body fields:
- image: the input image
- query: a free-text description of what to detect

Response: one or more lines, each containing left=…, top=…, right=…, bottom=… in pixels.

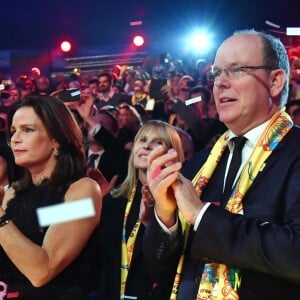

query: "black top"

left=1, top=183, right=99, bottom=300
left=98, top=181, right=173, bottom=300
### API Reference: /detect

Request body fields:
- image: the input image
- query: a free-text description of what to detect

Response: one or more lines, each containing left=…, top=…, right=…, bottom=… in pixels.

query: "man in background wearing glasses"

left=144, top=29, right=300, bottom=300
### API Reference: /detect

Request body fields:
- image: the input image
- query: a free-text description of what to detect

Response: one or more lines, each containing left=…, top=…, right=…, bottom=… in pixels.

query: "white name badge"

left=37, top=198, right=95, bottom=227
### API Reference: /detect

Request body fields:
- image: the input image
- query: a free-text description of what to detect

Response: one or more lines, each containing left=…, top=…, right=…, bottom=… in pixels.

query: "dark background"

left=0, top=0, right=299, bottom=75
left=0, top=0, right=299, bottom=52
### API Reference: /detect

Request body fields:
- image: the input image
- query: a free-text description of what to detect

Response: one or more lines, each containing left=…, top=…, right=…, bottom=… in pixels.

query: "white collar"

left=87, top=149, right=105, bottom=157
left=228, top=119, right=271, bottom=150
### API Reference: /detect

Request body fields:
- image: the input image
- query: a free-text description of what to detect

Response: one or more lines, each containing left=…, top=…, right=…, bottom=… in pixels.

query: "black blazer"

left=144, top=126, right=300, bottom=300
left=92, top=125, right=129, bottom=185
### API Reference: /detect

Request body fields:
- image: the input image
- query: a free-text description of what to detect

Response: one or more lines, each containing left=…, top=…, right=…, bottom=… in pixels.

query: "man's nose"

left=214, top=71, right=231, bottom=88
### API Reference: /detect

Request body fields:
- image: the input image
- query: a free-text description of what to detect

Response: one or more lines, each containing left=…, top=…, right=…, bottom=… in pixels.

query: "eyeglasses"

left=206, top=65, right=277, bottom=82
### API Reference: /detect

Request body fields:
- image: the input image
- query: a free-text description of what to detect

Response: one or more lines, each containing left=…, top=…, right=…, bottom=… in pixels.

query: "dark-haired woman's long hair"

left=7, top=96, right=86, bottom=193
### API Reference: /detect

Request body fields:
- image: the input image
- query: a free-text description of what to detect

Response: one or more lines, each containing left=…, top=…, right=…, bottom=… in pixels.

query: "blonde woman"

left=98, top=120, right=184, bottom=300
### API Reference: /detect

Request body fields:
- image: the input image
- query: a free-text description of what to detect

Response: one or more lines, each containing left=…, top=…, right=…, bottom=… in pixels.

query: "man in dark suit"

left=76, top=98, right=129, bottom=186
left=143, top=30, right=300, bottom=299
left=89, top=110, right=129, bottom=185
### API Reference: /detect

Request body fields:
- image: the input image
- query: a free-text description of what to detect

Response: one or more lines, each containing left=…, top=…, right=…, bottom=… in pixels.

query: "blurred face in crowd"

left=21, top=80, right=34, bottom=99
left=118, top=106, right=132, bottom=128
left=179, top=78, right=192, bottom=93
left=36, top=76, right=49, bottom=92
left=88, top=82, right=99, bottom=96
left=30, top=67, right=41, bottom=79
left=112, top=85, right=122, bottom=94
left=170, top=75, right=180, bottom=96
left=207, top=99, right=218, bottom=119
left=190, top=90, right=208, bottom=118
left=98, top=76, right=111, bottom=93
left=178, top=76, right=193, bottom=101
left=213, top=34, right=283, bottom=135
left=8, top=89, right=21, bottom=104
left=10, top=107, right=58, bottom=173
left=290, top=58, right=300, bottom=82
left=133, top=79, right=145, bottom=94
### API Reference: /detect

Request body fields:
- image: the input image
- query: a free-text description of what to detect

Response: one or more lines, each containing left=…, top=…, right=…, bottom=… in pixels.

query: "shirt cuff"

left=193, top=202, right=211, bottom=231
left=154, top=208, right=178, bottom=236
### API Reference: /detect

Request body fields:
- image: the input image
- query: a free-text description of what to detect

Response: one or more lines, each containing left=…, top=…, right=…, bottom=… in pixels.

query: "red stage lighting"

left=133, top=35, right=145, bottom=47
left=60, top=40, right=72, bottom=53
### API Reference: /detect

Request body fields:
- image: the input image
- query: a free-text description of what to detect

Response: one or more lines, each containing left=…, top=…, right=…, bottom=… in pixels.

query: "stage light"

left=190, top=31, right=211, bottom=53
left=60, top=40, right=72, bottom=53
left=133, top=35, right=145, bottom=47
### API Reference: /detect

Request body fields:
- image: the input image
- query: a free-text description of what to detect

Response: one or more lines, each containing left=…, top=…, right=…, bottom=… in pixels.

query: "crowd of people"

left=0, top=28, right=299, bottom=299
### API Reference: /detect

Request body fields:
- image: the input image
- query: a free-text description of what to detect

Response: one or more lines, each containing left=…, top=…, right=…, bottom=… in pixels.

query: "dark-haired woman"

left=0, top=96, right=102, bottom=299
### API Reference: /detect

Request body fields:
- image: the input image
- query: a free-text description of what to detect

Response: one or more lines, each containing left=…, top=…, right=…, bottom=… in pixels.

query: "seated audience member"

left=134, top=103, right=150, bottom=124
left=290, top=107, right=300, bottom=126
left=289, top=57, right=300, bottom=101
left=8, top=88, right=21, bottom=106
left=33, top=76, right=51, bottom=95
left=98, top=120, right=185, bottom=300
left=85, top=109, right=130, bottom=183
left=173, top=126, right=194, bottom=160
left=88, top=78, right=100, bottom=99
left=286, top=99, right=300, bottom=119
left=131, top=78, right=149, bottom=107
left=76, top=98, right=130, bottom=186
left=117, top=103, right=143, bottom=150
left=170, top=85, right=227, bottom=151
left=95, top=73, right=130, bottom=110
left=144, top=29, right=300, bottom=300
left=0, top=95, right=102, bottom=299
left=0, top=142, right=24, bottom=204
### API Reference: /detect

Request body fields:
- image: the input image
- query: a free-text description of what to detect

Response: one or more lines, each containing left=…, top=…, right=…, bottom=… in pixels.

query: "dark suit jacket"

left=144, top=126, right=300, bottom=300
left=98, top=182, right=173, bottom=300
left=172, top=100, right=227, bottom=151
left=92, top=125, right=129, bottom=185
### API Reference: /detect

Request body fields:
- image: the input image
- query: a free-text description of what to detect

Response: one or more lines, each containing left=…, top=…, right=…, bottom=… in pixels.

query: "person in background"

left=95, top=73, right=116, bottom=109
left=98, top=120, right=185, bottom=300
left=0, top=142, right=24, bottom=204
left=117, top=103, right=143, bottom=150
left=289, top=107, right=300, bottom=126
left=88, top=78, right=100, bottom=101
left=8, top=88, right=21, bottom=106
left=144, top=29, right=300, bottom=299
left=131, top=78, right=149, bottom=107
left=173, top=126, right=194, bottom=161
left=169, top=85, right=227, bottom=151
left=33, top=76, right=51, bottom=95
left=19, top=78, right=35, bottom=100
left=286, top=99, right=300, bottom=119
left=112, top=83, right=125, bottom=95
left=0, top=95, right=102, bottom=299
left=176, top=75, right=195, bottom=102
left=75, top=96, right=129, bottom=187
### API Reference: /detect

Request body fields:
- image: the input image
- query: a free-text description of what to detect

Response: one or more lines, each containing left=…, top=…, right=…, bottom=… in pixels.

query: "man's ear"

left=269, top=69, right=286, bottom=98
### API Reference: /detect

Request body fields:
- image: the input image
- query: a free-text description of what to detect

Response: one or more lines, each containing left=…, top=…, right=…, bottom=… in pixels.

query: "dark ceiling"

left=0, top=0, right=299, bottom=54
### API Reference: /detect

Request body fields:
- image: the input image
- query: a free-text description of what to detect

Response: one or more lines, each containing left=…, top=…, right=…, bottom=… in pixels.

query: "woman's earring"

left=53, top=148, right=60, bottom=157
